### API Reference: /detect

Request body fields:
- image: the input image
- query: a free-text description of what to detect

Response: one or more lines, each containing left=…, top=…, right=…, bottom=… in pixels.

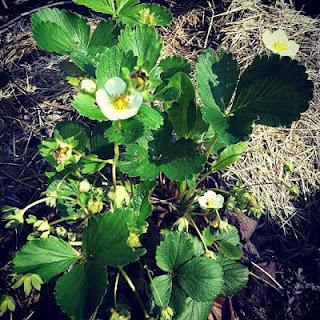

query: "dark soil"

left=1, top=1, right=320, bottom=320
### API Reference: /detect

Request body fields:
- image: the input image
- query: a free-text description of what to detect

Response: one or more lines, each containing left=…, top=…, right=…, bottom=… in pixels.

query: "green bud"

left=0, top=295, right=15, bottom=316
left=160, top=306, right=174, bottom=320
left=55, top=226, right=67, bottom=237
left=79, top=179, right=91, bottom=193
left=173, top=217, right=189, bottom=232
left=127, top=233, right=141, bottom=248
left=88, top=198, right=103, bottom=214
left=110, top=308, right=130, bottom=320
left=289, top=185, right=300, bottom=200
left=108, top=186, right=130, bottom=208
left=204, top=250, right=216, bottom=260
left=1, top=206, right=24, bottom=228
left=66, top=76, right=81, bottom=87
left=80, top=79, right=97, bottom=94
left=284, top=162, right=295, bottom=173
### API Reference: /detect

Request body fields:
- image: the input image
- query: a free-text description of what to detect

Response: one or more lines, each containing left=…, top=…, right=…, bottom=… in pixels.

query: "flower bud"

left=160, top=306, right=174, bottom=320
left=127, top=232, right=141, bottom=248
left=55, top=226, right=67, bottom=237
left=173, top=217, right=189, bottom=232
left=79, top=179, right=91, bottom=193
left=108, top=186, right=130, bottom=208
left=54, top=142, right=73, bottom=164
left=204, top=250, right=217, bottom=260
left=81, top=79, right=97, bottom=94
left=88, top=198, right=103, bottom=214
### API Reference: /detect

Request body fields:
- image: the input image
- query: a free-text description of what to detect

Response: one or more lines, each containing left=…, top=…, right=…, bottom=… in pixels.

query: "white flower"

left=96, top=77, right=143, bottom=121
left=80, top=79, right=97, bottom=94
left=262, top=29, right=299, bottom=58
left=198, top=190, right=224, bottom=210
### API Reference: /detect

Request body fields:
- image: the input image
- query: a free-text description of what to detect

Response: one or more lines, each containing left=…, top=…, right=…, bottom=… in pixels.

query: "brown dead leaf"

left=228, top=212, right=258, bottom=242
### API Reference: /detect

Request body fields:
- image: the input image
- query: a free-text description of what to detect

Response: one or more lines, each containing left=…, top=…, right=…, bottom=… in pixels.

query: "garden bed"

left=0, top=0, right=319, bottom=319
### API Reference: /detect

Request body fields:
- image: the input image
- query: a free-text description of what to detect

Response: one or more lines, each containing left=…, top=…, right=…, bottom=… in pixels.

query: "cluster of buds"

left=160, top=306, right=174, bottom=320
left=26, top=215, right=52, bottom=239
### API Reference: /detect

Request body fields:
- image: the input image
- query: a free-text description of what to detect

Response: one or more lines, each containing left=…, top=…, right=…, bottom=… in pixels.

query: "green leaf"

left=156, top=232, right=194, bottom=272
left=128, top=181, right=156, bottom=234
left=69, top=50, right=96, bottom=76
left=119, top=3, right=173, bottom=26
left=170, top=285, right=187, bottom=316
left=151, top=274, right=172, bottom=307
left=13, top=236, right=79, bottom=282
left=55, top=261, right=107, bottom=320
left=203, top=225, right=240, bottom=247
left=175, top=298, right=212, bottom=320
left=118, top=25, right=162, bottom=71
left=90, top=122, right=114, bottom=159
left=135, top=105, right=164, bottom=131
left=228, top=55, right=313, bottom=139
left=55, top=121, right=89, bottom=150
left=160, top=56, right=191, bottom=80
left=96, top=46, right=136, bottom=88
left=218, top=241, right=243, bottom=260
left=196, top=49, right=239, bottom=113
left=78, top=156, right=106, bottom=174
left=120, top=119, right=206, bottom=181
left=167, top=72, right=208, bottom=140
left=88, top=20, right=120, bottom=55
left=72, top=93, right=107, bottom=121
left=217, top=256, right=249, bottom=296
left=104, top=118, right=145, bottom=145
left=176, top=257, right=223, bottom=302
left=83, top=209, right=145, bottom=267
left=73, top=0, right=114, bottom=14
left=31, top=8, right=90, bottom=55
left=211, top=142, right=248, bottom=172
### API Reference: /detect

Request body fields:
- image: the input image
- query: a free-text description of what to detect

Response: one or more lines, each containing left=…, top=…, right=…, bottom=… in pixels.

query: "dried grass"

left=216, top=0, right=320, bottom=228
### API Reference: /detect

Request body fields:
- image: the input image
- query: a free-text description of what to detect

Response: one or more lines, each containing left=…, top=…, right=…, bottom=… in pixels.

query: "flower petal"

left=215, top=194, right=225, bottom=209
left=105, top=77, right=127, bottom=97
left=198, top=195, right=208, bottom=209
left=262, top=30, right=274, bottom=50
left=286, top=40, right=299, bottom=58
left=96, top=89, right=119, bottom=121
left=128, top=92, right=143, bottom=110
left=273, top=29, right=288, bottom=43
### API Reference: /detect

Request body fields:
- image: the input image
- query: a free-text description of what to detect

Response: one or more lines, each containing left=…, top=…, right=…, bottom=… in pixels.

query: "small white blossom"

left=80, top=79, right=97, bottom=94
left=262, top=29, right=299, bottom=58
left=198, top=190, right=224, bottom=210
left=96, top=77, right=143, bottom=121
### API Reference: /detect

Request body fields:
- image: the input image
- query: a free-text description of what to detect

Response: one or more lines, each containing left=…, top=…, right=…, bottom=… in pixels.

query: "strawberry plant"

left=1, top=1, right=313, bottom=319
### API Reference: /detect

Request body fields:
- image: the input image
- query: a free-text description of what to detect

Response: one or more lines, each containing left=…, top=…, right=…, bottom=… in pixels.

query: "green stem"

left=21, top=197, right=52, bottom=214
left=205, top=132, right=219, bottom=157
left=114, top=272, right=120, bottom=309
left=112, top=144, right=120, bottom=188
left=120, top=268, right=150, bottom=319
left=49, top=214, right=86, bottom=226
left=190, top=219, right=208, bottom=251
left=82, top=155, right=113, bottom=164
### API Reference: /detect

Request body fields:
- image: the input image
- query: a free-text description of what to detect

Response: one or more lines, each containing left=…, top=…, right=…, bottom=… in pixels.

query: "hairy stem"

left=190, top=218, right=208, bottom=251
left=112, top=144, right=120, bottom=188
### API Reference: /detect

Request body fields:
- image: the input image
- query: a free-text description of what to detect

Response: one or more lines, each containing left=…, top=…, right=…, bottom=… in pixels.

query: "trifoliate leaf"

left=155, top=232, right=194, bottom=272
left=217, top=256, right=249, bottom=296
left=176, top=257, right=223, bottom=302
left=151, top=274, right=172, bottom=307
left=119, top=120, right=206, bottom=181
left=119, top=3, right=173, bottom=26
left=73, top=0, right=114, bottom=14
left=118, top=25, right=162, bottom=71
left=211, top=142, right=248, bottom=171
left=218, top=241, right=243, bottom=260
left=175, top=298, right=212, bottom=320
left=159, top=56, right=191, bottom=80
left=55, top=261, right=107, bottom=320
left=31, top=8, right=90, bottom=55
left=83, top=209, right=146, bottom=267
left=88, top=20, right=120, bottom=55
left=72, top=93, right=107, bottom=121
left=13, top=236, right=79, bottom=282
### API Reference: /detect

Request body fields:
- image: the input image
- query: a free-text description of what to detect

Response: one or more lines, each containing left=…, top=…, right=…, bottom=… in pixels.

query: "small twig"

left=204, top=7, right=214, bottom=48
left=251, top=261, right=284, bottom=290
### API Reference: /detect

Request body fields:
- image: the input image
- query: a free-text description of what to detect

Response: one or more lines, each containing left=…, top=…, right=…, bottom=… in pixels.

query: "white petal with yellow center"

left=262, top=29, right=299, bottom=58
left=198, top=190, right=224, bottom=209
left=96, top=77, right=143, bottom=121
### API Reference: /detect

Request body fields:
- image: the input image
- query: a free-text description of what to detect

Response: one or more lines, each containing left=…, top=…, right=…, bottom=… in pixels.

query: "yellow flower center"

left=111, top=95, right=129, bottom=111
left=206, top=199, right=218, bottom=208
left=272, top=41, right=288, bottom=53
